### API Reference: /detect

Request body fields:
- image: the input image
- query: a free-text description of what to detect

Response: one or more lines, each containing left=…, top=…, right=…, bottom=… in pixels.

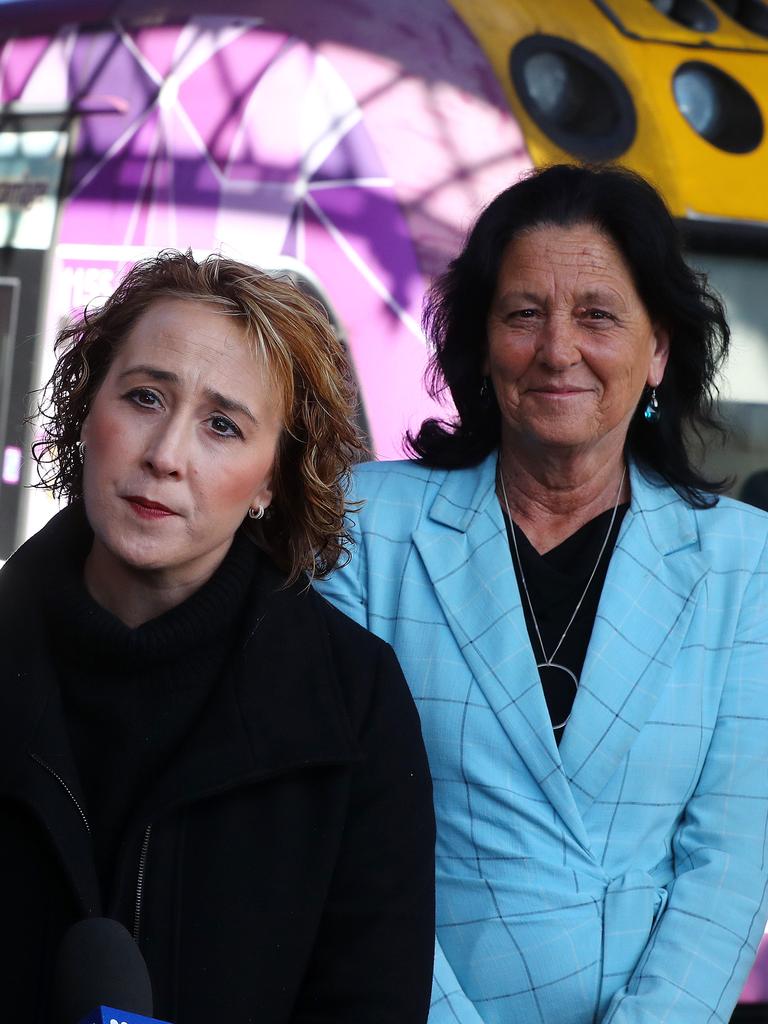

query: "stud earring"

left=643, top=387, right=660, bottom=424
left=248, top=504, right=265, bottom=520
left=480, top=376, right=491, bottom=404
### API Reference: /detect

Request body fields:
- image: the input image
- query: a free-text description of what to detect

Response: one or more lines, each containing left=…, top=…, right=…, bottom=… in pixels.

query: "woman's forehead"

left=495, top=223, right=639, bottom=299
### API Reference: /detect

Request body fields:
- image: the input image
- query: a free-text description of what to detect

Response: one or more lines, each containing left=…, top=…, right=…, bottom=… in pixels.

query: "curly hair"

left=34, top=250, right=366, bottom=582
left=406, top=163, right=731, bottom=508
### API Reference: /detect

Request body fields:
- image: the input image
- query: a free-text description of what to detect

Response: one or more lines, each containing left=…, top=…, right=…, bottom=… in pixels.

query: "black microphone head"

left=53, top=917, right=154, bottom=1024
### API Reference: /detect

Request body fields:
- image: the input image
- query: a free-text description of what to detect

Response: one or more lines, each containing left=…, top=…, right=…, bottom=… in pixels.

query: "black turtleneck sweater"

left=42, top=512, right=259, bottom=901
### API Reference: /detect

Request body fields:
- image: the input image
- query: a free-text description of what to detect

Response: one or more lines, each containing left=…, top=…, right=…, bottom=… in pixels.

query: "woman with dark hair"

left=0, top=251, right=435, bottom=1023
left=318, top=165, right=768, bottom=1024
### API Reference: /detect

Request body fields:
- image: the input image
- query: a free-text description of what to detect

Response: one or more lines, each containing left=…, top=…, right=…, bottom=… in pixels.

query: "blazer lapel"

left=413, top=454, right=591, bottom=851
left=560, top=464, right=707, bottom=815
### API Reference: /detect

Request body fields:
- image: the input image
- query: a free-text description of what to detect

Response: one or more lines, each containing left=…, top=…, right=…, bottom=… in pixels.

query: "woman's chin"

left=517, top=427, right=602, bottom=454
left=89, top=533, right=179, bottom=580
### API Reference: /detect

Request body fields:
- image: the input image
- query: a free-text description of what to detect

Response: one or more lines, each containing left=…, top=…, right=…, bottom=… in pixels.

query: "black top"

left=41, top=509, right=259, bottom=900
left=503, top=503, right=629, bottom=743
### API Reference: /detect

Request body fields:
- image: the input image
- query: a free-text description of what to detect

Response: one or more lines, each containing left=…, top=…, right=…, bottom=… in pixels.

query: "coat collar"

left=135, top=558, right=362, bottom=824
left=0, top=507, right=361, bottom=910
left=413, top=453, right=706, bottom=851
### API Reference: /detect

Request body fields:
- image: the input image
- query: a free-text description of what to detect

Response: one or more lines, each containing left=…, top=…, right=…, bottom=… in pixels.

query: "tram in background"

left=0, top=0, right=766, bottom=1016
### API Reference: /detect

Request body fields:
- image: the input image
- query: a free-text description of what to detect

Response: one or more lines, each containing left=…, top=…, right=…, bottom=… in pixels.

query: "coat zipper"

left=29, top=752, right=91, bottom=834
left=133, top=824, right=152, bottom=943
left=31, top=752, right=151, bottom=946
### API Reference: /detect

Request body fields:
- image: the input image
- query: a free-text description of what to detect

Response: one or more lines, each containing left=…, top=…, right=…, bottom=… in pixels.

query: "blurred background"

left=0, top=0, right=765, bottom=1012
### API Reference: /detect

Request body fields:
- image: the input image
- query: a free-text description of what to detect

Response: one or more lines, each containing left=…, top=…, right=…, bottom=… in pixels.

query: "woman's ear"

left=648, top=325, right=670, bottom=386
left=250, top=476, right=274, bottom=515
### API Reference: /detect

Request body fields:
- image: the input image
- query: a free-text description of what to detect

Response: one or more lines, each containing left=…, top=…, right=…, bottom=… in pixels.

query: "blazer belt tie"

left=598, top=869, right=670, bottom=1016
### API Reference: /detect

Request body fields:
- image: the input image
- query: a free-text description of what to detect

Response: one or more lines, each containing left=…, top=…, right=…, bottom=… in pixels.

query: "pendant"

left=536, top=661, right=579, bottom=731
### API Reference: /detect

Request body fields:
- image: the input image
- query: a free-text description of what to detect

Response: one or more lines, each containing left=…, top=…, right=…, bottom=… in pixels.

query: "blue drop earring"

left=643, top=387, right=660, bottom=424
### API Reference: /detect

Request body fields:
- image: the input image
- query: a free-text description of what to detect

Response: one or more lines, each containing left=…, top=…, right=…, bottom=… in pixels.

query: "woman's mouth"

left=123, top=496, right=178, bottom=519
left=531, top=387, right=589, bottom=397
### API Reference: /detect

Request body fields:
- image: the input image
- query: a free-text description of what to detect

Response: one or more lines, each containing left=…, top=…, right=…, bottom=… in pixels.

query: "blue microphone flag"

left=77, top=1008, right=172, bottom=1024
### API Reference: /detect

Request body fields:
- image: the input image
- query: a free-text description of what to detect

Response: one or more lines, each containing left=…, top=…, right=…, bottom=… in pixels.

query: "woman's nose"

left=143, top=422, right=188, bottom=477
left=537, top=316, right=581, bottom=369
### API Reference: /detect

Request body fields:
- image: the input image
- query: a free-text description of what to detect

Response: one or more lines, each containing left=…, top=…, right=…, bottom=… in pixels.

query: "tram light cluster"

left=510, top=35, right=636, bottom=160
left=651, top=0, right=719, bottom=32
left=510, top=5, right=766, bottom=160
left=712, top=0, right=768, bottom=38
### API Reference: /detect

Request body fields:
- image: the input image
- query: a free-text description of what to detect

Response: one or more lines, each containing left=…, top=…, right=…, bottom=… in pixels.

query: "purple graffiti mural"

left=0, top=6, right=529, bottom=458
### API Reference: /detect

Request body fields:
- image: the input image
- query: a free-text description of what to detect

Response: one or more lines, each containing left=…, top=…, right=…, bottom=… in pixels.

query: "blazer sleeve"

left=315, top=531, right=370, bottom=629
left=290, top=640, right=436, bottom=1024
left=602, top=533, right=768, bottom=1024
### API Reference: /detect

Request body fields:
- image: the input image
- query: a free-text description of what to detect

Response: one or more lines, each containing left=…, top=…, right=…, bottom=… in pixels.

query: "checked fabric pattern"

left=317, top=453, right=768, bottom=1024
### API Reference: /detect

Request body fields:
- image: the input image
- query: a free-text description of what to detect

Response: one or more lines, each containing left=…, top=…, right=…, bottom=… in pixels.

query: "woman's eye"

left=127, top=387, right=161, bottom=408
left=209, top=415, right=241, bottom=438
left=585, top=309, right=614, bottom=321
left=510, top=309, right=538, bottom=320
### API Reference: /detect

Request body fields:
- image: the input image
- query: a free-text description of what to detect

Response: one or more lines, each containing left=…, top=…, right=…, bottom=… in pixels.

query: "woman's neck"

left=497, top=444, right=629, bottom=554
left=83, top=540, right=219, bottom=628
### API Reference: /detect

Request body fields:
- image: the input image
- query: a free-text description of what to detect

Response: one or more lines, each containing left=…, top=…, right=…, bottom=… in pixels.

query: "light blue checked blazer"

left=316, top=452, right=768, bottom=1024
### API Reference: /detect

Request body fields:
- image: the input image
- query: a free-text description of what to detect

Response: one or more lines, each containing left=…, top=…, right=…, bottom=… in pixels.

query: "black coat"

left=0, top=509, right=435, bottom=1023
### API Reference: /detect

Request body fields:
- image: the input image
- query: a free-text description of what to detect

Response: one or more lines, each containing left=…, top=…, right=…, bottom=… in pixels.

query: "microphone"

left=53, top=918, right=170, bottom=1024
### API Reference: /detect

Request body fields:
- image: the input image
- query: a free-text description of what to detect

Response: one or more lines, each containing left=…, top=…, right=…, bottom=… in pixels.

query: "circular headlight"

left=673, top=62, right=763, bottom=152
left=650, top=0, right=719, bottom=31
left=712, top=0, right=768, bottom=38
left=521, top=53, right=575, bottom=123
left=674, top=68, right=719, bottom=136
left=511, top=36, right=636, bottom=160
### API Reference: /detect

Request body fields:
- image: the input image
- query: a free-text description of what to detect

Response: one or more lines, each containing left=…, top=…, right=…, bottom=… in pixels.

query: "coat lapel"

left=0, top=552, right=101, bottom=916
left=412, top=454, right=591, bottom=851
left=560, top=464, right=707, bottom=814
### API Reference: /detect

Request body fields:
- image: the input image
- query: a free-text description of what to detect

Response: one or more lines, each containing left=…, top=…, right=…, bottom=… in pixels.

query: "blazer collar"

left=427, top=452, right=499, bottom=533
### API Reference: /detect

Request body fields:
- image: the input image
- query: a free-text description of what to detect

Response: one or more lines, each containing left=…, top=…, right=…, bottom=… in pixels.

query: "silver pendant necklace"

left=498, top=463, right=627, bottom=732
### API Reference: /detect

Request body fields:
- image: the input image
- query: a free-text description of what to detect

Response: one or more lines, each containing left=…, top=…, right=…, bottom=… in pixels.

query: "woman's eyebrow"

left=119, top=364, right=178, bottom=384
left=578, top=288, right=625, bottom=307
left=117, top=365, right=258, bottom=425
left=206, top=388, right=258, bottom=425
left=495, top=289, right=544, bottom=305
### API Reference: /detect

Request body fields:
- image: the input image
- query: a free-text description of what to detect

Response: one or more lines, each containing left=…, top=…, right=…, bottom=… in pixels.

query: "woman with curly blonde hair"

left=0, top=250, right=434, bottom=1023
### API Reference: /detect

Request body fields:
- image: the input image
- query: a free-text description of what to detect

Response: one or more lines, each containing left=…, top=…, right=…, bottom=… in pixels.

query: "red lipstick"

left=124, top=496, right=178, bottom=519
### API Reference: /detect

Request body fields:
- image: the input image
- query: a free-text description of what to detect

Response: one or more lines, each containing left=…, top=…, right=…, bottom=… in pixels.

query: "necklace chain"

left=498, top=464, right=627, bottom=668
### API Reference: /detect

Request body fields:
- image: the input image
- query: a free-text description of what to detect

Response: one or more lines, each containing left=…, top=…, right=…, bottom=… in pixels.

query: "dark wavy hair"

left=34, top=250, right=366, bottom=582
left=406, top=163, right=730, bottom=507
